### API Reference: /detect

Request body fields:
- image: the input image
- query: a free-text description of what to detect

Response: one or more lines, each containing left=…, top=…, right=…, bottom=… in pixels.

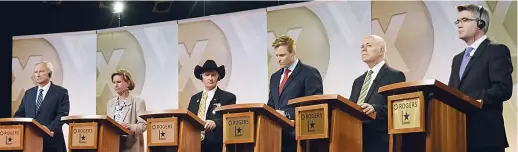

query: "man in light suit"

left=349, top=35, right=405, bottom=152
left=14, top=61, right=70, bottom=152
left=449, top=4, right=513, bottom=152
left=187, top=60, right=236, bottom=152
left=268, top=35, right=323, bottom=152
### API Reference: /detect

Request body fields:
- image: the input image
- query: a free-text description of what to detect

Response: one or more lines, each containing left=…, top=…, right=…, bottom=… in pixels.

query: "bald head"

left=364, top=35, right=386, bottom=52
left=361, top=35, right=386, bottom=68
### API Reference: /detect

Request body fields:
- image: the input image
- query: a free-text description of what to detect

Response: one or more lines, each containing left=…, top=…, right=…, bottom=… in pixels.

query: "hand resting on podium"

left=42, top=125, right=54, bottom=137
left=358, top=103, right=375, bottom=114
left=276, top=110, right=286, bottom=117
left=119, top=122, right=130, bottom=129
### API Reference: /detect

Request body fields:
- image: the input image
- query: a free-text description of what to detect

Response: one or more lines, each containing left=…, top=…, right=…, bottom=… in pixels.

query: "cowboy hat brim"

left=194, top=65, right=225, bottom=80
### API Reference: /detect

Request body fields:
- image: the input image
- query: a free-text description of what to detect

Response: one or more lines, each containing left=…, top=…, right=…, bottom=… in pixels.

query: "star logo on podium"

left=79, top=134, right=87, bottom=143
left=160, top=131, right=166, bottom=137
left=404, top=112, right=410, bottom=121
left=235, top=126, right=242, bottom=136
left=308, top=120, right=316, bottom=132
left=159, top=130, right=166, bottom=140
left=6, top=136, right=13, bottom=145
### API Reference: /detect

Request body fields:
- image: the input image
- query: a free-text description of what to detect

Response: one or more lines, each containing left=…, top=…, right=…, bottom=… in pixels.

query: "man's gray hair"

left=457, top=4, right=490, bottom=33
left=35, top=61, right=54, bottom=78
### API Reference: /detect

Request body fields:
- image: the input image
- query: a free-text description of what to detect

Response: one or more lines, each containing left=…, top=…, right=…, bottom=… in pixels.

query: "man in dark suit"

left=449, top=4, right=513, bottom=152
left=14, top=61, right=70, bottom=152
left=349, top=35, right=406, bottom=152
left=187, top=60, right=236, bottom=152
left=267, top=35, right=323, bottom=152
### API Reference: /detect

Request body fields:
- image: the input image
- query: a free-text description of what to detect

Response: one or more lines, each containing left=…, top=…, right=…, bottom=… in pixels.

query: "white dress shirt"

left=201, top=87, right=217, bottom=120
left=467, top=35, right=487, bottom=57
left=280, top=58, right=299, bottom=84
left=35, top=82, right=51, bottom=104
left=363, top=60, right=385, bottom=93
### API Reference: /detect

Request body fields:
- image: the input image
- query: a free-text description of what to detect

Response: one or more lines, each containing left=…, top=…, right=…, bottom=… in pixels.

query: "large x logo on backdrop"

left=12, top=56, right=42, bottom=100
left=372, top=13, right=409, bottom=73
left=178, top=40, right=209, bottom=91
left=96, top=30, right=146, bottom=115
left=267, top=27, right=303, bottom=68
left=266, top=6, right=330, bottom=79
left=11, top=38, right=64, bottom=116
left=484, top=1, right=517, bottom=84
left=96, top=49, right=125, bottom=96
left=371, top=1, right=435, bottom=81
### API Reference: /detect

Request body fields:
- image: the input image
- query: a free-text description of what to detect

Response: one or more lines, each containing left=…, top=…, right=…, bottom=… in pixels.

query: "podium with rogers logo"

left=287, top=94, right=376, bottom=152
left=61, top=115, right=132, bottom=152
left=0, top=118, right=53, bottom=152
left=215, top=103, right=294, bottom=152
left=378, top=80, right=482, bottom=152
left=139, top=109, right=205, bottom=152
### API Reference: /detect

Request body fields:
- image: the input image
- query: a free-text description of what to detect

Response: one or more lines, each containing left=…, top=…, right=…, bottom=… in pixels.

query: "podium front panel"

left=147, top=117, right=178, bottom=147
left=0, top=125, right=23, bottom=150
left=69, top=122, right=98, bottom=149
left=388, top=92, right=425, bottom=134
left=295, top=103, right=329, bottom=140
left=223, top=112, right=255, bottom=144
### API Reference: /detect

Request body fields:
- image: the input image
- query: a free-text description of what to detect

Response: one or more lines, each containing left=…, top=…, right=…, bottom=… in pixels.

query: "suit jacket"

left=448, top=39, right=513, bottom=149
left=187, top=87, right=236, bottom=146
left=349, top=64, right=406, bottom=152
left=267, top=60, right=323, bottom=120
left=107, top=94, right=147, bottom=152
left=14, top=82, right=70, bottom=152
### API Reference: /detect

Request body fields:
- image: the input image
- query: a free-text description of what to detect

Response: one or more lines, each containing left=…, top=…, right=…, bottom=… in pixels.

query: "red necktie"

left=279, top=68, right=291, bottom=95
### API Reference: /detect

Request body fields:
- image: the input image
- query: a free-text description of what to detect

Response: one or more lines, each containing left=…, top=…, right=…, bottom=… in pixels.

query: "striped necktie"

left=36, top=89, right=44, bottom=113
left=357, top=70, right=373, bottom=104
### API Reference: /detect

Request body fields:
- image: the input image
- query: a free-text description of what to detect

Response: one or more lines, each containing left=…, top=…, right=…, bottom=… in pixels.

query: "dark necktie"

left=36, top=89, right=44, bottom=113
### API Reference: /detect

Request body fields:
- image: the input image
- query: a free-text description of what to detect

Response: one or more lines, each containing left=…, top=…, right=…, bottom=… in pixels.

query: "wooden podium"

left=378, top=79, right=482, bottom=152
left=61, top=115, right=132, bottom=152
left=139, top=109, right=205, bottom=152
left=287, top=94, right=376, bottom=152
left=214, top=103, right=294, bottom=152
left=0, top=118, right=53, bottom=151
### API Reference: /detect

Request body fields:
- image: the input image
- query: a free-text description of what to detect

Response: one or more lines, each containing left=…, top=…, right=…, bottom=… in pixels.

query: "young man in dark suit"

left=187, top=60, right=236, bottom=152
left=267, top=35, right=324, bottom=152
left=449, top=4, right=513, bottom=152
left=14, top=61, right=70, bottom=152
left=349, top=35, right=406, bottom=152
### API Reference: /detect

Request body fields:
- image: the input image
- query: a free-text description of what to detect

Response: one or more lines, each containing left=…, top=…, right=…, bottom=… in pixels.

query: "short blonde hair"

left=272, top=35, right=296, bottom=53
left=111, top=68, right=136, bottom=90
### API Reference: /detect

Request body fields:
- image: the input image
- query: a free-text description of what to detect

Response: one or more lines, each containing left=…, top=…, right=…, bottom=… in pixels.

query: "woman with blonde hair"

left=107, top=69, right=146, bottom=152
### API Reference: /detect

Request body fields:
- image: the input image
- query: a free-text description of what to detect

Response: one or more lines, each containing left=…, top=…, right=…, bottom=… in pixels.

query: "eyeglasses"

left=454, top=18, right=478, bottom=25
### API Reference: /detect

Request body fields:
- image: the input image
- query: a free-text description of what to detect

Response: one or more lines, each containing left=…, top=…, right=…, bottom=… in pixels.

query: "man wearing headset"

left=14, top=61, right=70, bottom=152
left=449, top=4, right=513, bottom=152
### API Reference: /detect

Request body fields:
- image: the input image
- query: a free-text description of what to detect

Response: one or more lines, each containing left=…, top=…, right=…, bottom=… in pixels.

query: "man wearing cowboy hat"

left=187, top=60, right=236, bottom=152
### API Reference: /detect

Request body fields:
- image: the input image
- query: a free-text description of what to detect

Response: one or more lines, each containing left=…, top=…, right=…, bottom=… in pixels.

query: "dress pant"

left=281, top=128, right=296, bottom=152
left=468, top=147, right=505, bottom=152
